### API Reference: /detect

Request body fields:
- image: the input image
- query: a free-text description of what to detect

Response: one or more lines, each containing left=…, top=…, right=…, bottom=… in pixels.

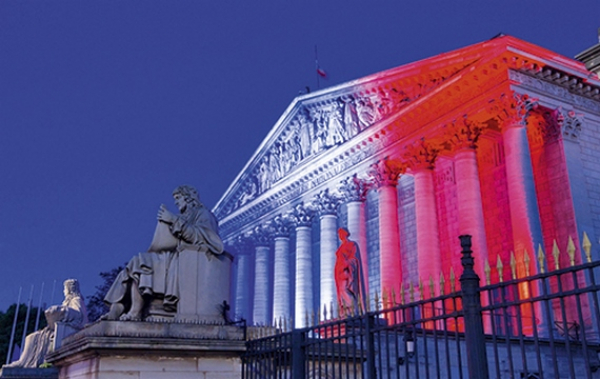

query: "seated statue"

left=103, top=185, right=224, bottom=321
left=4, top=279, right=88, bottom=368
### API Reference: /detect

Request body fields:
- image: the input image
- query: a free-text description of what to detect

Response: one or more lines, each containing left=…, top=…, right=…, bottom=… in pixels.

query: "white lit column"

left=339, top=175, right=369, bottom=301
left=272, top=215, right=291, bottom=324
left=292, top=203, right=315, bottom=328
left=233, top=236, right=252, bottom=322
left=315, top=189, right=340, bottom=316
left=251, top=226, right=271, bottom=325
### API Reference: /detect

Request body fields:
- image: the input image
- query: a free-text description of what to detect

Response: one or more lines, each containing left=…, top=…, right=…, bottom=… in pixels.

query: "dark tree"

left=86, top=265, right=124, bottom=322
left=0, top=304, right=47, bottom=365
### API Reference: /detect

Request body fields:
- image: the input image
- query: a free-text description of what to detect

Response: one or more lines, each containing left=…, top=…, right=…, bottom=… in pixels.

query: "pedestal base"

left=0, top=367, right=59, bottom=379
left=45, top=321, right=246, bottom=379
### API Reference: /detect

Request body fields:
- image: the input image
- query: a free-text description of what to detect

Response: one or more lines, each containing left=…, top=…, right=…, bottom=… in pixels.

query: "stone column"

left=370, top=157, right=405, bottom=302
left=449, top=117, right=489, bottom=279
left=339, top=174, right=369, bottom=302
left=495, top=93, right=543, bottom=275
left=271, top=215, right=291, bottom=324
left=405, top=140, right=442, bottom=296
left=314, top=189, right=341, bottom=317
left=251, top=226, right=271, bottom=325
left=291, top=203, right=315, bottom=328
left=233, top=236, right=252, bottom=322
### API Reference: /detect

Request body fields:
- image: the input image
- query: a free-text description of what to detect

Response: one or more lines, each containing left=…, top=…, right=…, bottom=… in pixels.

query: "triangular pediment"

left=214, top=35, right=599, bottom=223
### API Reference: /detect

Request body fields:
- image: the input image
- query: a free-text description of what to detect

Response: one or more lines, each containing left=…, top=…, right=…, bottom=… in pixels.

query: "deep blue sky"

left=0, top=1, right=598, bottom=311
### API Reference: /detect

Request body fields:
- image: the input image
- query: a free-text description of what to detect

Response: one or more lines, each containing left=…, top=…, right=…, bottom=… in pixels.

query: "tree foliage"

left=86, top=265, right=124, bottom=322
left=0, top=304, right=47, bottom=365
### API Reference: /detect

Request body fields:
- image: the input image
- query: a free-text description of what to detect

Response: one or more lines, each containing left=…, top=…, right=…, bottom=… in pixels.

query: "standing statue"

left=103, top=185, right=224, bottom=321
left=334, top=228, right=362, bottom=317
left=4, top=279, right=88, bottom=368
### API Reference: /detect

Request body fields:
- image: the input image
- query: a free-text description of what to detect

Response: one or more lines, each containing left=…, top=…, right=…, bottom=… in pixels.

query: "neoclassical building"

left=213, top=35, right=600, bottom=327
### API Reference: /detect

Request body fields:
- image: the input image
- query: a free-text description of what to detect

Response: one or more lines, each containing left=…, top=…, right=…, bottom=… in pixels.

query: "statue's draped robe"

left=6, top=295, right=87, bottom=368
left=104, top=204, right=223, bottom=312
left=334, top=239, right=361, bottom=315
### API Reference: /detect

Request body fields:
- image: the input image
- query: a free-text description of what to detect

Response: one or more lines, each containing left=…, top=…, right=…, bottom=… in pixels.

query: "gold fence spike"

left=391, top=288, right=397, bottom=306
left=484, top=259, right=491, bottom=285
left=366, top=293, right=371, bottom=312
left=450, top=267, right=456, bottom=293
left=583, top=231, right=592, bottom=263
left=382, top=290, right=389, bottom=309
left=440, top=272, right=446, bottom=296
left=400, top=284, right=405, bottom=305
left=409, top=282, right=415, bottom=303
left=510, top=251, right=517, bottom=280
left=429, top=275, right=435, bottom=298
left=497, top=255, right=504, bottom=283
left=305, top=310, right=309, bottom=327
left=552, top=239, right=560, bottom=271
left=524, top=249, right=531, bottom=276
left=419, top=278, right=424, bottom=301
left=567, top=236, right=576, bottom=267
left=374, top=291, right=380, bottom=311
left=537, top=244, right=546, bottom=274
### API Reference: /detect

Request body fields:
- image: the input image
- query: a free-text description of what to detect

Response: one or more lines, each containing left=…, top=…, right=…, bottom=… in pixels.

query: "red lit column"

left=371, top=157, right=405, bottom=302
left=339, top=175, right=369, bottom=305
left=271, top=215, right=291, bottom=324
left=251, top=226, right=271, bottom=325
left=496, top=93, right=542, bottom=275
left=450, top=117, right=489, bottom=279
left=405, top=140, right=442, bottom=296
left=292, top=203, right=315, bottom=328
left=315, top=189, right=341, bottom=317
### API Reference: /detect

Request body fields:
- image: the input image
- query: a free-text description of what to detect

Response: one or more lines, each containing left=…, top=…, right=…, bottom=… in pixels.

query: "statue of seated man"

left=4, top=279, right=88, bottom=368
left=103, top=185, right=224, bottom=321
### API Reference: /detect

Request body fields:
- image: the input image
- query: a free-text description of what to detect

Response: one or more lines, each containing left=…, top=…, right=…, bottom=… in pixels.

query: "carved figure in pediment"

left=268, top=146, right=282, bottom=184
left=289, top=134, right=302, bottom=163
left=313, top=110, right=328, bottom=154
left=238, top=178, right=257, bottom=207
left=257, top=157, right=269, bottom=193
left=326, top=104, right=346, bottom=147
left=297, top=114, right=313, bottom=159
left=343, top=99, right=359, bottom=138
left=281, top=140, right=294, bottom=174
left=356, top=98, right=378, bottom=130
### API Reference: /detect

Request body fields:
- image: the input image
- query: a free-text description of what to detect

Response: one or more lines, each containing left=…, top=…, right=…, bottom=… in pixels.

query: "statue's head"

left=173, top=185, right=201, bottom=210
left=63, top=279, right=81, bottom=298
left=338, top=227, right=350, bottom=241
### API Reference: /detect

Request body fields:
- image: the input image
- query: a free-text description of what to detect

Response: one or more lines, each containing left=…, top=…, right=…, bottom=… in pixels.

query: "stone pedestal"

left=176, top=248, right=233, bottom=323
left=0, top=367, right=59, bottom=379
left=45, top=321, right=246, bottom=379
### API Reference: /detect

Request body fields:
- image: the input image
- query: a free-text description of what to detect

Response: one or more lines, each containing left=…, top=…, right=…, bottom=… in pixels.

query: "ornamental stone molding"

left=338, top=174, right=370, bottom=203
left=249, top=225, right=270, bottom=247
left=271, top=214, right=292, bottom=238
left=313, top=189, right=342, bottom=216
left=369, top=157, right=406, bottom=188
left=560, top=108, right=583, bottom=141
left=445, top=116, right=485, bottom=150
left=404, top=138, right=442, bottom=170
left=288, top=203, right=316, bottom=227
left=489, top=92, right=537, bottom=127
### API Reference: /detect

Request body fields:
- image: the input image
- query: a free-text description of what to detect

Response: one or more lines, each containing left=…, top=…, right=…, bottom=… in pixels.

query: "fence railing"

left=242, top=234, right=600, bottom=378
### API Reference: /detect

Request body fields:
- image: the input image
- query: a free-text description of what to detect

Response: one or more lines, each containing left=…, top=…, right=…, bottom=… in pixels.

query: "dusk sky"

left=1, top=1, right=598, bottom=311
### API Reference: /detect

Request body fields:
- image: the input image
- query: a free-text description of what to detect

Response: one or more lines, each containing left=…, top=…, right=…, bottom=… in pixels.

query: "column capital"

left=313, top=188, right=341, bottom=216
left=404, top=138, right=442, bottom=170
left=446, top=115, right=485, bottom=151
left=270, top=214, right=292, bottom=238
left=338, top=174, right=370, bottom=203
left=558, top=107, right=583, bottom=141
left=369, top=156, right=406, bottom=187
left=248, top=225, right=270, bottom=247
left=288, top=202, right=316, bottom=227
left=490, top=92, right=538, bottom=128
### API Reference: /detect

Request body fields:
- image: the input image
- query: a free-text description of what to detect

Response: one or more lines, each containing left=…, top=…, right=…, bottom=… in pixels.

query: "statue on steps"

left=4, top=279, right=88, bottom=368
left=102, top=185, right=224, bottom=321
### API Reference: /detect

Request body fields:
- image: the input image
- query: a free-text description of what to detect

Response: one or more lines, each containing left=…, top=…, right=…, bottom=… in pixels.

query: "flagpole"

left=6, top=287, right=22, bottom=364
left=314, top=45, right=320, bottom=89
left=20, top=285, right=34, bottom=353
left=34, top=282, right=44, bottom=331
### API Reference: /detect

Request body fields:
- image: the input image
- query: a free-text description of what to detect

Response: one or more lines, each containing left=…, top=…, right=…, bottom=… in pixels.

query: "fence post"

left=291, top=328, right=306, bottom=378
left=364, top=313, right=377, bottom=379
left=459, top=234, right=489, bottom=379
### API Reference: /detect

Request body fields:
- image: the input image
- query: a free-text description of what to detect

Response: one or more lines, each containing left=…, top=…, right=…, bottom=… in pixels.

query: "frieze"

left=509, top=70, right=600, bottom=114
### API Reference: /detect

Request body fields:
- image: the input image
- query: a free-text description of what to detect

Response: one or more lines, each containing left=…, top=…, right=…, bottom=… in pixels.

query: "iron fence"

left=242, top=235, right=600, bottom=378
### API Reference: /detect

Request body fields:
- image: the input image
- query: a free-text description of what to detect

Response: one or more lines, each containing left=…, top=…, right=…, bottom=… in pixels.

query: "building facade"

left=213, top=36, right=600, bottom=329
